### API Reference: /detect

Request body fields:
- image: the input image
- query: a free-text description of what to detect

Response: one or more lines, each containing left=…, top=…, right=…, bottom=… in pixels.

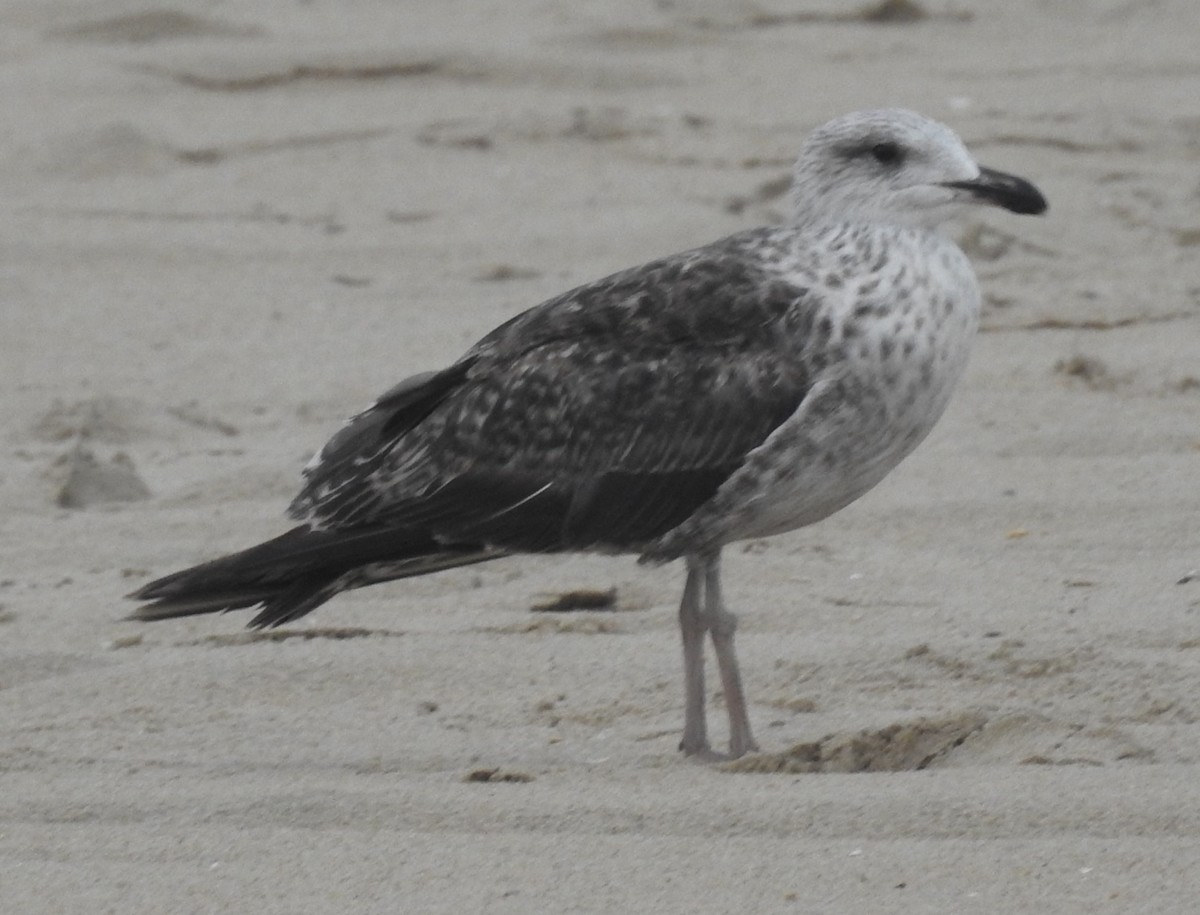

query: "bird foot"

left=680, top=729, right=734, bottom=761
left=729, top=737, right=760, bottom=759
left=679, top=738, right=759, bottom=763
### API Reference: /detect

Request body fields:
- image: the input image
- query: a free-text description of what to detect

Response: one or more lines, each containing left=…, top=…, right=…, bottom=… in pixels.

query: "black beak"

left=944, top=166, right=1047, bottom=216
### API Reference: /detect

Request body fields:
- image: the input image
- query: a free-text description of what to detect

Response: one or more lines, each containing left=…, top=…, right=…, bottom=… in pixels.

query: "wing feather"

left=290, top=231, right=818, bottom=553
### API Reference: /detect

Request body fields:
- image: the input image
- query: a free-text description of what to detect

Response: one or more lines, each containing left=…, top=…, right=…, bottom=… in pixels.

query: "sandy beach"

left=3, top=1, right=1200, bottom=911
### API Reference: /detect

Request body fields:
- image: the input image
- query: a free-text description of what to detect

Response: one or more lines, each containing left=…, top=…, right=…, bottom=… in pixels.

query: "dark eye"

left=870, top=141, right=903, bottom=165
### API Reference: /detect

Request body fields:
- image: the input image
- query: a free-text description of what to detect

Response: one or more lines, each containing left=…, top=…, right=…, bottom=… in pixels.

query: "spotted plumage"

left=130, top=109, right=1046, bottom=759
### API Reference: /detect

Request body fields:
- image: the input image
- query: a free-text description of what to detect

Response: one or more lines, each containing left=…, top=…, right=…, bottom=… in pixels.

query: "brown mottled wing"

left=290, top=235, right=815, bottom=553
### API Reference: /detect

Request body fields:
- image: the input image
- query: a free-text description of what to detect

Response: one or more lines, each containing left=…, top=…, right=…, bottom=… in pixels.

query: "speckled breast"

left=725, top=225, right=982, bottom=542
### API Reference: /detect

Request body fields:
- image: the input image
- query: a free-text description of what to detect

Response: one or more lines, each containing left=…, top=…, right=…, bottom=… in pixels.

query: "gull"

left=130, top=109, right=1046, bottom=760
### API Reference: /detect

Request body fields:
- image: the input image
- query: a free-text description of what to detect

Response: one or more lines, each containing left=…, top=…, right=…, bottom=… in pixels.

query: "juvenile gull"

left=130, top=109, right=1046, bottom=760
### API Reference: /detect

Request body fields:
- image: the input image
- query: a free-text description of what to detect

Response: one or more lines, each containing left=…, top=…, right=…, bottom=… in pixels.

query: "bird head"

left=790, top=108, right=1047, bottom=230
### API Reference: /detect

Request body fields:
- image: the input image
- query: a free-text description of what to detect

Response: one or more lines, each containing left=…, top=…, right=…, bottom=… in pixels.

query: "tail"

left=127, top=525, right=503, bottom=628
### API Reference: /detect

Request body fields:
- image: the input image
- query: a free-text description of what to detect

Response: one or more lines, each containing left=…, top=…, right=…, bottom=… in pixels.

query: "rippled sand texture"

left=3, top=2, right=1199, bottom=912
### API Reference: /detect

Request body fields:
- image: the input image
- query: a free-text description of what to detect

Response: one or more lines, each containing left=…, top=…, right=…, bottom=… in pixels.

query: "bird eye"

left=870, top=141, right=903, bottom=165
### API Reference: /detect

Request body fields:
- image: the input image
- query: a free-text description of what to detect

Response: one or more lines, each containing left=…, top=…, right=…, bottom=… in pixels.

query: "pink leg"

left=678, top=559, right=710, bottom=756
left=703, top=553, right=759, bottom=758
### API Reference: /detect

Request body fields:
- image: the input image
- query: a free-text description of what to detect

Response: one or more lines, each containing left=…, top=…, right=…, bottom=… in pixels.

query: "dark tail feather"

left=127, top=525, right=503, bottom=628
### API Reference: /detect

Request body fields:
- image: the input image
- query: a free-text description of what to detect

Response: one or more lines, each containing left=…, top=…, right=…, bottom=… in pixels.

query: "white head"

left=790, top=108, right=1046, bottom=230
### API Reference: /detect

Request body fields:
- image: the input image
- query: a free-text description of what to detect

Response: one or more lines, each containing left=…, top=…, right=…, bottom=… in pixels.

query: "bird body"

left=130, top=109, right=1046, bottom=759
left=647, top=221, right=980, bottom=553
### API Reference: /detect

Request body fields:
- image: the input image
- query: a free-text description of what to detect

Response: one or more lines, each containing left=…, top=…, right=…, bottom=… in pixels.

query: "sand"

left=3, top=1, right=1200, bottom=912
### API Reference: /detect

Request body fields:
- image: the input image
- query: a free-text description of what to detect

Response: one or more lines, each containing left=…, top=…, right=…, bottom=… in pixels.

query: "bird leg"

left=703, top=552, right=759, bottom=758
left=677, top=550, right=759, bottom=760
left=678, top=558, right=710, bottom=756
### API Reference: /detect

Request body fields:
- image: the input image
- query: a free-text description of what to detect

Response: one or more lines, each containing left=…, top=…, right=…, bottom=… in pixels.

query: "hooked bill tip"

left=945, top=166, right=1047, bottom=216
